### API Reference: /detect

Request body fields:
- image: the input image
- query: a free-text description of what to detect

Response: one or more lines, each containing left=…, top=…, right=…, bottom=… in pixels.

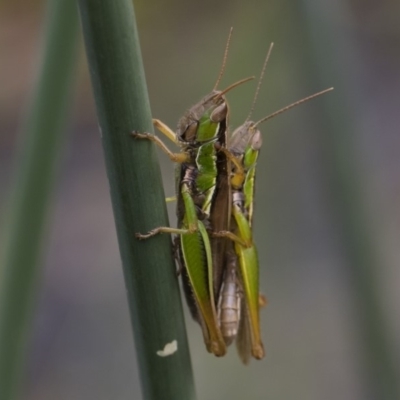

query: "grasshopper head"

left=176, top=90, right=228, bottom=146
left=230, top=121, right=262, bottom=157
left=176, top=77, right=254, bottom=146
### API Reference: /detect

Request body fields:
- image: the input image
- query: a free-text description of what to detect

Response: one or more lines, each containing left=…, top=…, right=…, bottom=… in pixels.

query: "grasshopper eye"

left=250, top=129, right=262, bottom=151
left=210, top=102, right=228, bottom=123
left=181, top=122, right=198, bottom=142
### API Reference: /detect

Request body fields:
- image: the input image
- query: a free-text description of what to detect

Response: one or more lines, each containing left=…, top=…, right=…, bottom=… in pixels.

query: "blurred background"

left=1, top=0, right=400, bottom=399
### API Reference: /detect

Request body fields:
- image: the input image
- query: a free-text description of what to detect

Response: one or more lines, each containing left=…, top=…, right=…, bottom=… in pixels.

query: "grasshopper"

left=133, top=29, right=253, bottom=356
left=216, top=43, right=334, bottom=363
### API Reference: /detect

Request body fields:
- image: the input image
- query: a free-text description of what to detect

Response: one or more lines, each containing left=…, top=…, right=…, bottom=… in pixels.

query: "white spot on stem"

left=156, top=340, right=178, bottom=357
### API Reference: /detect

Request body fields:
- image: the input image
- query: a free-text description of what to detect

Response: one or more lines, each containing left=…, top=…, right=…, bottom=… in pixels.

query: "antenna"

left=246, top=42, right=274, bottom=122
left=213, top=27, right=233, bottom=90
left=254, top=87, right=334, bottom=127
left=215, top=76, right=255, bottom=100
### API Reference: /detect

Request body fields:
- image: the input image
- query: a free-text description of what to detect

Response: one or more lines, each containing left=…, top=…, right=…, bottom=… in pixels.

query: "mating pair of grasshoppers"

left=133, top=30, right=333, bottom=364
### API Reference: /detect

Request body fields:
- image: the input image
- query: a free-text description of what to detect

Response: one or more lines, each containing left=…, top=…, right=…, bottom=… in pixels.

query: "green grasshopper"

left=216, top=43, right=334, bottom=363
left=134, top=30, right=253, bottom=356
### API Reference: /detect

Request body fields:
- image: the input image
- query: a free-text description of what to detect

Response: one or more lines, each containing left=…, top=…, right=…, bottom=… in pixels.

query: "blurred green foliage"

left=0, top=1, right=79, bottom=399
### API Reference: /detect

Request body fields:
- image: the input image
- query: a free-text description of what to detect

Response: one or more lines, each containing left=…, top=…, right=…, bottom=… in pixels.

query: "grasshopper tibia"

left=135, top=226, right=196, bottom=240
left=131, top=131, right=189, bottom=163
left=210, top=230, right=251, bottom=248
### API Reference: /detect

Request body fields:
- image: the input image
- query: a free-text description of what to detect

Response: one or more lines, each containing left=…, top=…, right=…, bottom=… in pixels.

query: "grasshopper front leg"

left=132, top=117, right=191, bottom=163
left=152, top=118, right=178, bottom=144
left=132, top=131, right=189, bottom=164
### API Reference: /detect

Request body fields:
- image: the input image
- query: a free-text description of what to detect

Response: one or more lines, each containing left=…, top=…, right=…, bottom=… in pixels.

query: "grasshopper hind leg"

left=135, top=226, right=195, bottom=240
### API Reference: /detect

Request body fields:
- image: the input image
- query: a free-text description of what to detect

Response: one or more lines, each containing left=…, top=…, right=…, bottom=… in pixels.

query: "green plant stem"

left=77, top=2, right=196, bottom=400
left=0, top=1, right=79, bottom=399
